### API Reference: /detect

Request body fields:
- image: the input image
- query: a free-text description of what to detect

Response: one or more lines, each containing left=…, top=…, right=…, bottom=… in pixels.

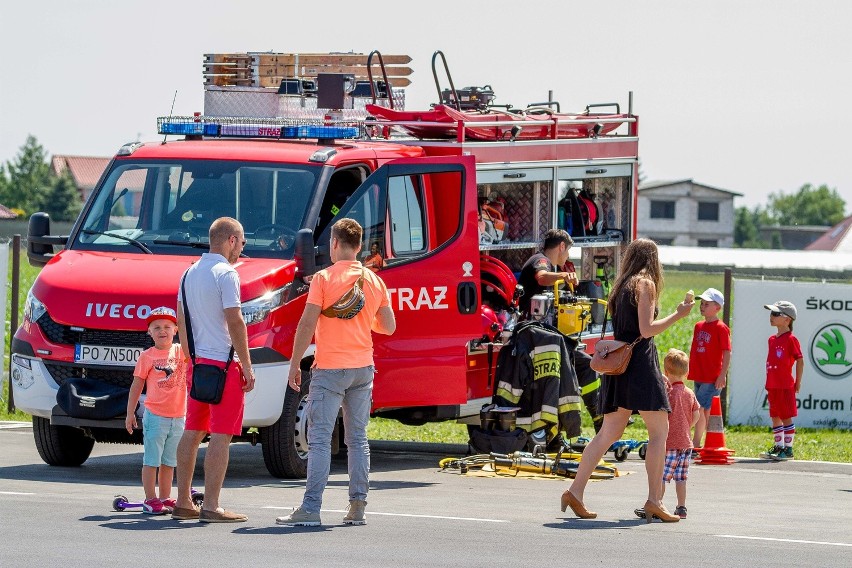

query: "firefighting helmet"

left=480, top=255, right=518, bottom=309
left=577, top=191, right=600, bottom=233
left=480, top=305, right=502, bottom=342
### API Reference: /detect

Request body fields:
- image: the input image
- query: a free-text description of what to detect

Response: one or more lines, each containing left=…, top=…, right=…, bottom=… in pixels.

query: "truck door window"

left=317, top=180, right=385, bottom=266
left=316, top=168, right=364, bottom=237
left=388, top=174, right=426, bottom=255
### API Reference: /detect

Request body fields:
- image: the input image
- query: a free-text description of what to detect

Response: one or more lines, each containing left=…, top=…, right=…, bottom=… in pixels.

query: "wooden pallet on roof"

left=203, top=52, right=412, bottom=89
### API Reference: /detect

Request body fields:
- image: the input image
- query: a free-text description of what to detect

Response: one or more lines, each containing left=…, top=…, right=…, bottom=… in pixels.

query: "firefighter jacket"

left=494, top=321, right=582, bottom=437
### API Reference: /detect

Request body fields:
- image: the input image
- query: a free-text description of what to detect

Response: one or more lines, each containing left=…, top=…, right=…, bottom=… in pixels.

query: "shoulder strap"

left=180, top=271, right=195, bottom=363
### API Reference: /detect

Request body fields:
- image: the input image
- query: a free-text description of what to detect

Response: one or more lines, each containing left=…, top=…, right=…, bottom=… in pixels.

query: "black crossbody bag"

left=181, top=273, right=234, bottom=404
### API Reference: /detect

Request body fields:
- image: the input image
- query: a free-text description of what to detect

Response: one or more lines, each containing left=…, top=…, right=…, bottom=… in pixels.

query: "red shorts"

left=186, top=358, right=245, bottom=436
left=766, top=388, right=797, bottom=420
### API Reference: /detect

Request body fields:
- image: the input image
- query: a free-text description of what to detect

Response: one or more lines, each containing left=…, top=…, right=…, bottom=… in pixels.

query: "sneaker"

left=275, top=507, right=321, bottom=526
left=143, top=498, right=165, bottom=515
left=674, top=506, right=687, bottom=519
left=759, top=445, right=783, bottom=459
left=634, top=507, right=647, bottom=519
left=160, top=498, right=176, bottom=513
left=342, top=500, right=367, bottom=525
left=199, top=508, right=248, bottom=523
left=774, top=446, right=794, bottom=461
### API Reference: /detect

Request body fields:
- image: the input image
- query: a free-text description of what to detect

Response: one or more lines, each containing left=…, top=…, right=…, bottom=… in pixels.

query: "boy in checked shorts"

left=636, top=349, right=699, bottom=519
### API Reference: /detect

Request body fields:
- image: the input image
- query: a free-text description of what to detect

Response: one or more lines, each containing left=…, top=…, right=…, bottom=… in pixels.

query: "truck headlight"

left=24, top=289, right=47, bottom=324
left=241, top=285, right=290, bottom=326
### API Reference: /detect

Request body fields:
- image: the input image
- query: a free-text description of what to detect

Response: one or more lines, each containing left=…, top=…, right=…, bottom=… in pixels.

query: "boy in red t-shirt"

left=759, top=301, right=804, bottom=461
left=688, top=288, right=731, bottom=450
left=126, top=307, right=187, bottom=514
left=635, top=349, right=699, bottom=520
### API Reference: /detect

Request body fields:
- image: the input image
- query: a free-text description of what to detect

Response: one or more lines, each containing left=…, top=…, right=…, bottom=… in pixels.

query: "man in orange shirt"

left=277, top=218, right=396, bottom=527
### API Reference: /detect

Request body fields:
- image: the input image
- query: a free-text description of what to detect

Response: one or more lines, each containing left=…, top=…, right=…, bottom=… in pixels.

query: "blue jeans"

left=694, top=382, right=721, bottom=409
left=302, top=366, right=374, bottom=513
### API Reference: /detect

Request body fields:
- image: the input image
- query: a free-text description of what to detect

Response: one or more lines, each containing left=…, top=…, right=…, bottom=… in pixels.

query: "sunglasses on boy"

left=770, top=311, right=783, bottom=317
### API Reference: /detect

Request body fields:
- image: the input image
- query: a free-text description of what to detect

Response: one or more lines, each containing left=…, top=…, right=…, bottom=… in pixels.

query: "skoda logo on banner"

left=810, top=322, right=852, bottom=380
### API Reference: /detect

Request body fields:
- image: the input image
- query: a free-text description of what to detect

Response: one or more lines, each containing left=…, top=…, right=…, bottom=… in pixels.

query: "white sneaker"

left=276, top=507, right=321, bottom=526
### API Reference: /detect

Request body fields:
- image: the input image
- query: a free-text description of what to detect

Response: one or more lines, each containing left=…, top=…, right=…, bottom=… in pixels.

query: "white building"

left=638, top=179, right=742, bottom=248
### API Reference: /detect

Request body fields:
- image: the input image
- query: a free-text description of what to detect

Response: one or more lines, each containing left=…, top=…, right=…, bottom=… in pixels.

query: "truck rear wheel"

left=33, top=416, right=95, bottom=466
left=260, top=371, right=311, bottom=478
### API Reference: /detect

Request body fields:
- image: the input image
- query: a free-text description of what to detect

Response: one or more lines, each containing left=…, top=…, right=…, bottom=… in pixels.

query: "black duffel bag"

left=468, top=426, right=528, bottom=455
left=56, top=378, right=130, bottom=420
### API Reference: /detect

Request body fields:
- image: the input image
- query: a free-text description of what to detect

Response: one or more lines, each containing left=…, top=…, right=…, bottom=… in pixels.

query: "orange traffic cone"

left=697, top=395, right=735, bottom=465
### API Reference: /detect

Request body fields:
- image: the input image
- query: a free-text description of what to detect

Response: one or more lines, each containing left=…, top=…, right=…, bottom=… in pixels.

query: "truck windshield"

left=73, top=159, right=320, bottom=258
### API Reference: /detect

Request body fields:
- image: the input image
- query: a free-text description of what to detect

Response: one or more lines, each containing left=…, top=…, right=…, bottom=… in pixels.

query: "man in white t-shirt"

left=172, top=217, right=255, bottom=523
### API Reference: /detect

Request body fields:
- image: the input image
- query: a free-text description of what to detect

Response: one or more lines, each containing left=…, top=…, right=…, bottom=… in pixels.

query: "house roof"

left=804, top=215, right=852, bottom=252
left=51, top=155, right=111, bottom=191
left=0, top=203, right=18, bottom=219
left=639, top=179, right=743, bottom=197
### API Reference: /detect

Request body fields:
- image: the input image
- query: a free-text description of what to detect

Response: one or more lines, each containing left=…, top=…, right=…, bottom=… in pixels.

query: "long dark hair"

left=608, top=238, right=664, bottom=319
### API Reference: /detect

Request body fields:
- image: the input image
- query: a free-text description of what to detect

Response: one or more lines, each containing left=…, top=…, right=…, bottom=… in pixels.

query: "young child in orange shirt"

left=126, top=307, right=187, bottom=514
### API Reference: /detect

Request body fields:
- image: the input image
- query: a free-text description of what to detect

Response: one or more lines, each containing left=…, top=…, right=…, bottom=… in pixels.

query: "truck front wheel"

left=260, top=371, right=311, bottom=478
left=33, top=416, right=95, bottom=466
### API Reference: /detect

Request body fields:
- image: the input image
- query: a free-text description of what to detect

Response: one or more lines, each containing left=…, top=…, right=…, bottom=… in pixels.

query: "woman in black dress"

left=560, top=239, right=694, bottom=522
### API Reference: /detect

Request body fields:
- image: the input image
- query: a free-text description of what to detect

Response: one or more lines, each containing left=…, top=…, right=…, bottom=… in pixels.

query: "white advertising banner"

left=729, top=279, right=852, bottom=429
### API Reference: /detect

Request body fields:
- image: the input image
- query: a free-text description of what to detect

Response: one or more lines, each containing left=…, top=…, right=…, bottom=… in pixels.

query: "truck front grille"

left=44, top=362, right=136, bottom=389
left=37, top=314, right=154, bottom=349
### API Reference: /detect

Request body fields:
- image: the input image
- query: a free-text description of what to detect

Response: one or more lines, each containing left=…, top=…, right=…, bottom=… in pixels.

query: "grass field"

left=3, top=254, right=850, bottom=462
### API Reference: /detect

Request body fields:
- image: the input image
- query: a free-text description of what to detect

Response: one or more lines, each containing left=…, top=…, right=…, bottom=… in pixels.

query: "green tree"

left=734, top=206, right=758, bottom=247
left=734, top=205, right=774, bottom=248
left=4, top=135, right=51, bottom=213
left=768, top=183, right=846, bottom=226
left=0, top=163, right=9, bottom=204
left=37, top=173, right=82, bottom=222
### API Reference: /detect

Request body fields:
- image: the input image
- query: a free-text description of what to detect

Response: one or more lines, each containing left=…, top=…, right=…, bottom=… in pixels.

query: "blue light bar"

left=157, top=116, right=359, bottom=140
left=159, top=121, right=220, bottom=136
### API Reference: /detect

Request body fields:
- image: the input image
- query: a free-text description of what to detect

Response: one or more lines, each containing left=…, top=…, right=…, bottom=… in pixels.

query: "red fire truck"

left=11, top=51, right=639, bottom=478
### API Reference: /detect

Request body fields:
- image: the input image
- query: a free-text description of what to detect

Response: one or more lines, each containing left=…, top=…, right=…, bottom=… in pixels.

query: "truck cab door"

left=316, top=155, right=480, bottom=409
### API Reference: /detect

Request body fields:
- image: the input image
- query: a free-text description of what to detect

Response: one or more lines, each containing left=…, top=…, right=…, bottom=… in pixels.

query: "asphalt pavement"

left=0, top=422, right=850, bottom=567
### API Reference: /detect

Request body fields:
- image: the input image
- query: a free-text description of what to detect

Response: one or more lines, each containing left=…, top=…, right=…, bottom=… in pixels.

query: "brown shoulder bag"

left=589, top=304, right=641, bottom=376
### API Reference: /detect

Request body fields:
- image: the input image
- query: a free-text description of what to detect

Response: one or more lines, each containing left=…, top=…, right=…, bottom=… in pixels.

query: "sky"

left=2, top=0, right=851, bottom=210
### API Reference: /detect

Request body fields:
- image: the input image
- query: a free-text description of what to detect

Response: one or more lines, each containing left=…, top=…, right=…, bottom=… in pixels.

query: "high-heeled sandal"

left=560, top=491, right=597, bottom=519
left=642, top=500, right=679, bottom=523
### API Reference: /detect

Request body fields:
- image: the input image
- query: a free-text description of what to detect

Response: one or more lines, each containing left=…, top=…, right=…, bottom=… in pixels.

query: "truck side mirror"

left=27, top=212, right=68, bottom=267
left=293, top=228, right=317, bottom=279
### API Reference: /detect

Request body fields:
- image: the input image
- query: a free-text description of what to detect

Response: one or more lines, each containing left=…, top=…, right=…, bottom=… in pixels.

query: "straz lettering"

left=388, top=287, right=449, bottom=311
left=533, top=352, right=560, bottom=380
left=257, top=127, right=281, bottom=137
left=85, top=303, right=152, bottom=319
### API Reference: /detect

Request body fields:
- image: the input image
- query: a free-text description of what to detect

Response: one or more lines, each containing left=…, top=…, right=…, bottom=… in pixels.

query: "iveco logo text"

left=85, top=303, right=153, bottom=319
